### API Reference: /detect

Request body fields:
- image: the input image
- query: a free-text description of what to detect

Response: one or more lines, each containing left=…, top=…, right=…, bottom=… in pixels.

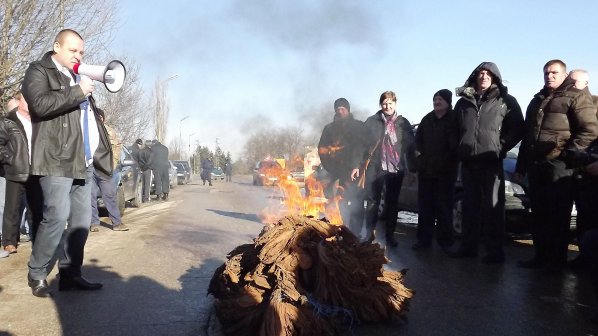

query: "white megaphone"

left=73, top=60, right=127, bottom=93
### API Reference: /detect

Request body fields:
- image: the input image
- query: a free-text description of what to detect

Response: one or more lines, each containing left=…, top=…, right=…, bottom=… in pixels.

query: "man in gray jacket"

left=22, top=29, right=112, bottom=297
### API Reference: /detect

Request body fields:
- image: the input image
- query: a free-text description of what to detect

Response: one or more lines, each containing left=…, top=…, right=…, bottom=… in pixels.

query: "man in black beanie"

left=412, top=89, right=459, bottom=252
left=318, top=98, right=367, bottom=235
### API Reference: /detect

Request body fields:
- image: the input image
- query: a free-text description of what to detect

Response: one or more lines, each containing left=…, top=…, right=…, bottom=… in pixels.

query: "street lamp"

left=179, top=116, right=190, bottom=159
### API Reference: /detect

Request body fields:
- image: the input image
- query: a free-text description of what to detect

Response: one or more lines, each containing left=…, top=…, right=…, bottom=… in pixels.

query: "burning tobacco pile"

left=208, top=215, right=414, bottom=335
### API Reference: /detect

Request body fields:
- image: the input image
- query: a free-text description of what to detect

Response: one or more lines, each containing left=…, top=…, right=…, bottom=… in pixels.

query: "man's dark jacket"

left=21, top=51, right=112, bottom=179
left=415, top=110, right=459, bottom=179
left=454, top=62, right=524, bottom=163
left=0, top=110, right=31, bottom=182
left=150, top=141, right=170, bottom=170
left=138, top=147, right=153, bottom=171
left=362, top=111, right=416, bottom=174
left=318, top=113, right=366, bottom=181
left=516, top=77, right=598, bottom=174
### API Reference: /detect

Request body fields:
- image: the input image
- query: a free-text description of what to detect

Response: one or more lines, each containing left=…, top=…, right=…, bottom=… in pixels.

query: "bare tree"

left=242, top=126, right=306, bottom=169
left=168, top=138, right=182, bottom=160
left=0, top=0, right=118, bottom=105
left=152, top=78, right=171, bottom=143
left=93, top=56, right=152, bottom=146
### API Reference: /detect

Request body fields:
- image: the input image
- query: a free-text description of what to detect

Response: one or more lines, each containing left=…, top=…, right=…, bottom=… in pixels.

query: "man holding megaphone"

left=22, top=29, right=115, bottom=297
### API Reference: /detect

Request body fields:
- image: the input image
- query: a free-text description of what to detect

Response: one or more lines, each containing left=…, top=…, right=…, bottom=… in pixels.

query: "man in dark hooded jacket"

left=516, top=60, right=598, bottom=272
left=450, top=62, right=524, bottom=264
left=318, top=98, right=367, bottom=235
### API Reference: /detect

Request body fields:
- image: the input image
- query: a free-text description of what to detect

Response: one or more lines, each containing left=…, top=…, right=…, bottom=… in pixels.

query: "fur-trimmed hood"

left=456, top=61, right=508, bottom=99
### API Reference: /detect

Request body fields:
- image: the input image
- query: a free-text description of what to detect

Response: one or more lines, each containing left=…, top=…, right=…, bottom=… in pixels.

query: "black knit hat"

left=433, top=89, right=453, bottom=106
left=333, top=98, right=350, bottom=112
left=135, top=138, right=143, bottom=145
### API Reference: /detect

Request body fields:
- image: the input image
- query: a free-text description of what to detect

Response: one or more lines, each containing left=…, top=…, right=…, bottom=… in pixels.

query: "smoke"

left=231, top=0, right=383, bottom=139
left=231, top=0, right=382, bottom=52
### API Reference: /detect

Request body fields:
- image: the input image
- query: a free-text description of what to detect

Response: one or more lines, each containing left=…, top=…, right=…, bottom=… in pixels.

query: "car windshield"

left=213, top=167, right=223, bottom=174
left=175, top=163, right=185, bottom=172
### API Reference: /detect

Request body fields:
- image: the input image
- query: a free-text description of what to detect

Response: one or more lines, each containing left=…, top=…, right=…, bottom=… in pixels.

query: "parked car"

left=168, top=160, right=177, bottom=188
left=173, top=160, right=192, bottom=177
left=397, top=147, right=530, bottom=235
left=290, top=170, right=305, bottom=183
left=174, top=162, right=191, bottom=184
left=97, top=145, right=143, bottom=216
left=211, top=167, right=225, bottom=181
left=253, top=160, right=284, bottom=186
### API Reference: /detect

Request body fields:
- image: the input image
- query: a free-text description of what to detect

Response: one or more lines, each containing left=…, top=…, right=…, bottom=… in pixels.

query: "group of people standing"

left=129, top=138, right=171, bottom=202
left=318, top=60, right=598, bottom=279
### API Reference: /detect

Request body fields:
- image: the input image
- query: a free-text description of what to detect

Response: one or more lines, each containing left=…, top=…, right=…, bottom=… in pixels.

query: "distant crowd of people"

left=318, top=60, right=598, bottom=322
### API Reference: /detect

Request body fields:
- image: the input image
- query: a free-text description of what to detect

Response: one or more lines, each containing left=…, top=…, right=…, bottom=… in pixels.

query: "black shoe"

left=58, top=275, right=103, bottom=291
left=209, top=183, right=213, bottom=186
left=163, top=193, right=169, bottom=200
left=481, top=253, right=505, bottom=264
left=517, top=258, right=544, bottom=269
left=449, top=247, right=477, bottom=258
left=28, top=276, right=51, bottom=297
left=412, top=242, right=431, bottom=251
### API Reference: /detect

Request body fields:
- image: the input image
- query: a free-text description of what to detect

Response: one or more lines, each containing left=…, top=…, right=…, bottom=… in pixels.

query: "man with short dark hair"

left=516, top=59, right=598, bottom=273
left=21, top=29, right=112, bottom=296
left=450, top=62, right=524, bottom=264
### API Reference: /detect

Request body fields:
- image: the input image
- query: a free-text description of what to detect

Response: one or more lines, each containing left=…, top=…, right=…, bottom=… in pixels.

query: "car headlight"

left=505, top=180, right=525, bottom=195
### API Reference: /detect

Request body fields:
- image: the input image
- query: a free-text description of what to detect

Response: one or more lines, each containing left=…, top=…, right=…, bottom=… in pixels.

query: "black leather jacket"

left=22, top=51, right=112, bottom=179
left=0, top=110, right=31, bottom=182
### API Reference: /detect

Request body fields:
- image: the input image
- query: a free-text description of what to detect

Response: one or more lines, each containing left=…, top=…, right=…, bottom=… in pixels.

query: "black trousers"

left=574, top=174, right=598, bottom=242
left=416, top=176, right=455, bottom=248
left=2, top=178, right=42, bottom=246
left=528, top=159, right=574, bottom=265
left=153, top=167, right=170, bottom=196
left=365, top=170, right=404, bottom=240
left=461, top=161, right=506, bottom=256
left=141, top=170, right=151, bottom=201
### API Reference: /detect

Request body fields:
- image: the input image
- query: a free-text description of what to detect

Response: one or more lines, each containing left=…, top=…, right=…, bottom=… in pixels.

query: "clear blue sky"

left=112, top=0, right=598, bottom=159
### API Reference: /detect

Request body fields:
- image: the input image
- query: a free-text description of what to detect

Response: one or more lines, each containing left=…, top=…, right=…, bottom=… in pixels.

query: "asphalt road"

left=0, top=175, right=596, bottom=336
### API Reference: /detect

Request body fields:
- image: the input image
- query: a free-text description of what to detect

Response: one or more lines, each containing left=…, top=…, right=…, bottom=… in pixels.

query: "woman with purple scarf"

left=359, top=91, right=416, bottom=246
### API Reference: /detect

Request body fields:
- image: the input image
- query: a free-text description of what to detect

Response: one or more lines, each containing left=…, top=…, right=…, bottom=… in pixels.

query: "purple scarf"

left=381, top=113, right=400, bottom=172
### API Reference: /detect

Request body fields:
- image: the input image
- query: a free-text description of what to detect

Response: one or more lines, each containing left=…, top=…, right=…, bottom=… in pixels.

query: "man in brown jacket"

left=515, top=60, right=598, bottom=273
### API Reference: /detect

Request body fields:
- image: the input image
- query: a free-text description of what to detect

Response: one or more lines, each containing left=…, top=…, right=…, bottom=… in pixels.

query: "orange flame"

left=258, top=165, right=343, bottom=226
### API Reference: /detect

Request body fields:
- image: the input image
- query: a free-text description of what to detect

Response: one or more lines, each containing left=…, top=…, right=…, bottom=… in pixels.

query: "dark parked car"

left=97, top=146, right=143, bottom=216
left=173, top=160, right=192, bottom=176
left=253, top=160, right=284, bottom=186
left=397, top=147, right=530, bottom=235
left=175, top=162, right=191, bottom=184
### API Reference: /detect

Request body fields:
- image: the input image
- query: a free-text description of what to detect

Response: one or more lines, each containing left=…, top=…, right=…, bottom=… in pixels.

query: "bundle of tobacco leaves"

left=208, top=215, right=413, bottom=335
